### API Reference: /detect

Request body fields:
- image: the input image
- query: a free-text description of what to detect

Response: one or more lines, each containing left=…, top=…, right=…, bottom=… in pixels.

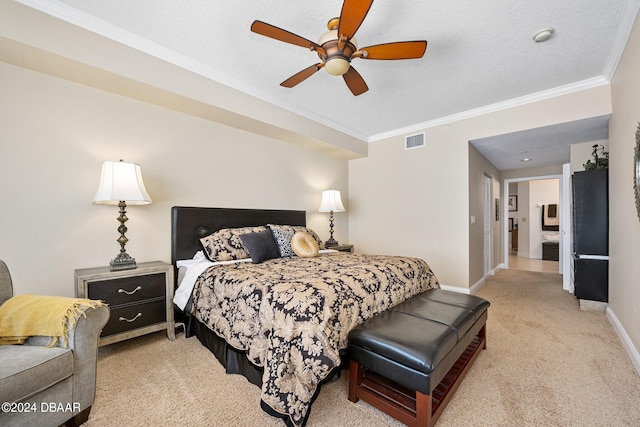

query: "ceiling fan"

left=250, top=0, right=427, bottom=96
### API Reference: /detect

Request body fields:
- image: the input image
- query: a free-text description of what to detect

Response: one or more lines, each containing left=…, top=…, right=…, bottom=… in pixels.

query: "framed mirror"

left=635, top=122, right=640, bottom=221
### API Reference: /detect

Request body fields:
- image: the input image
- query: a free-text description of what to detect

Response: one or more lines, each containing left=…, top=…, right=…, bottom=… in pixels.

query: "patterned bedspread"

left=191, top=252, right=439, bottom=426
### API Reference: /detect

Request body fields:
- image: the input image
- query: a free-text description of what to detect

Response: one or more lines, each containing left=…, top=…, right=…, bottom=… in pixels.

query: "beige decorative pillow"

left=291, top=232, right=319, bottom=258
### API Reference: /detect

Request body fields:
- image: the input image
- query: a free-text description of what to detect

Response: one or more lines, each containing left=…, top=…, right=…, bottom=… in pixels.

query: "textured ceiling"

left=471, top=115, right=610, bottom=171
left=3, top=0, right=637, bottom=169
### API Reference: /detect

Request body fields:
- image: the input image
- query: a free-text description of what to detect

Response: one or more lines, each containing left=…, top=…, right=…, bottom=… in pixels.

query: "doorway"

left=503, top=173, right=565, bottom=275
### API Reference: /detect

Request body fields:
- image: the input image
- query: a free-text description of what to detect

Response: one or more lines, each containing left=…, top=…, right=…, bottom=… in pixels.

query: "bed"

left=170, top=207, right=440, bottom=426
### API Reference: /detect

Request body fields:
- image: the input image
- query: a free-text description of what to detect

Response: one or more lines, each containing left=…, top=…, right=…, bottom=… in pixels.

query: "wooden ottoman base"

left=348, top=326, right=486, bottom=427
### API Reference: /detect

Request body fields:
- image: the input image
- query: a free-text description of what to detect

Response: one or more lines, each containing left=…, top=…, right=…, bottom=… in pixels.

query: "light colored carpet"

left=84, top=269, right=640, bottom=426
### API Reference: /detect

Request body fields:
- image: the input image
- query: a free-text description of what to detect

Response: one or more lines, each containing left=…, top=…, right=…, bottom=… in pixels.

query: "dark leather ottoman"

left=348, top=289, right=490, bottom=427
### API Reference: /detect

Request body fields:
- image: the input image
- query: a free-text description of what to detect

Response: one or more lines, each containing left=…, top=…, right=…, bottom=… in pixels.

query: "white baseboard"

left=469, top=277, right=485, bottom=294
left=439, top=284, right=471, bottom=294
left=607, top=307, right=640, bottom=376
left=440, top=265, right=503, bottom=295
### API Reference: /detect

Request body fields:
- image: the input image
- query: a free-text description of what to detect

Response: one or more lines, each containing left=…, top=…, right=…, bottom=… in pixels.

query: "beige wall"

left=468, top=144, right=501, bottom=286
left=0, top=61, right=349, bottom=297
left=609, top=13, right=640, bottom=370
left=349, top=126, right=470, bottom=288
left=570, top=139, right=609, bottom=173
left=349, top=85, right=611, bottom=289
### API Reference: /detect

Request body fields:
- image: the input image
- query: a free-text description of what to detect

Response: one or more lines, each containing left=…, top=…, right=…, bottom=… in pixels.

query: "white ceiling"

left=472, top=115, right=610, bottom=171
left=3, top=0, right=638, bottom=169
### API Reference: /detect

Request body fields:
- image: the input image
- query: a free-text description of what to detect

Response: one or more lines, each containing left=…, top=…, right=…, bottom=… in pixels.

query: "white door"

left=484, top=175, right=492, bottom=276
left=562, top=163, right=573, bottom=291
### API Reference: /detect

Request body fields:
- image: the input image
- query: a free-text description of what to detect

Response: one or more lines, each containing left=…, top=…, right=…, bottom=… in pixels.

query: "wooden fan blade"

left=338, top=0, right=374, bottom=40
left=251, top=20, right=323, bottom=53
left=359, top=41, right=427, bottom=60
left=280, top=63, right=324, bottom=88
left=343, top=66, right=369, bottom=96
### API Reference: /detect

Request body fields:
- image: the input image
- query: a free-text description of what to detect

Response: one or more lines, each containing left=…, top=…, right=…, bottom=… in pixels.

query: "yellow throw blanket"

left=0, top=294, right=105, bottom=347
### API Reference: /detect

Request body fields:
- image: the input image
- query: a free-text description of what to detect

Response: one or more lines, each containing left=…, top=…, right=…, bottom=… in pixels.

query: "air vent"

left=405, top=133, right=425, bottom=150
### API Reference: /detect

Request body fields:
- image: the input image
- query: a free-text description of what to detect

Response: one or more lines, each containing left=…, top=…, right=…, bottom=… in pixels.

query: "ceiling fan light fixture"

left=325, top=57, right=350, bottom=76
left=318, top=29, right=358, bottom=49
left=250, top=1, right=427, bottom=95
left=318, top=29, right=338, bottom=46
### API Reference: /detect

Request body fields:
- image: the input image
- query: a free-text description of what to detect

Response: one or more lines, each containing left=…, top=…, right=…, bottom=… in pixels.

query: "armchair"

left=0, top=260, right=110, bottom=427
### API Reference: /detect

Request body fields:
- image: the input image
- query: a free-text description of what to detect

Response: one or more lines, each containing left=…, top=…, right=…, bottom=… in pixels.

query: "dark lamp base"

left=325, top=238, right=339, bottom=247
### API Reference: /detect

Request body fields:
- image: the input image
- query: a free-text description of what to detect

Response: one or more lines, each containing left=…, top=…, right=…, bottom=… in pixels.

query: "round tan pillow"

left=291, top=231, right=319, bottom=258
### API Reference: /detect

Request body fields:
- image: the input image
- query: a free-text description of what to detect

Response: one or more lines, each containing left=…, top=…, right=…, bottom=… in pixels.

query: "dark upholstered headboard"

left=171, top=206, right=306, bottom=266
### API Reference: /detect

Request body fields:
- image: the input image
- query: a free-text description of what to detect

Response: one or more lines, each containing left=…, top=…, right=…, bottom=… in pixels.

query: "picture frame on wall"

left=508, top=195, right=518, bottom=211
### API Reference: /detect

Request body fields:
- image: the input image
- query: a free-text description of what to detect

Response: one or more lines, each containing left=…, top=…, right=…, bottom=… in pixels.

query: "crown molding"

left=15, top=0, right=370, bottom=143
left=368, top=76, right=610, bottom=143
left=603, top=0, right=640, bottom=80
left=14, top=0, right=629, bottom=146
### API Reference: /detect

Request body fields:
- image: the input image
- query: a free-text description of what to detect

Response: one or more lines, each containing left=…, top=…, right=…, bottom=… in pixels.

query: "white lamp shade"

left=318, top=190, right=345, bottom=212
left=93, top=160, right=152, bottom=205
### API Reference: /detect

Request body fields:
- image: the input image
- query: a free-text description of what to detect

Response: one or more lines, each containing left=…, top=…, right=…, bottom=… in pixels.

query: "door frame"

left=502, top=172, right=565, bottom=275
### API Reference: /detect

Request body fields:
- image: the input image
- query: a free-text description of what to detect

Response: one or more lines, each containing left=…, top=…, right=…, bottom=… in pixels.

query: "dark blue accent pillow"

left=239, top=229, right=281, bottom=263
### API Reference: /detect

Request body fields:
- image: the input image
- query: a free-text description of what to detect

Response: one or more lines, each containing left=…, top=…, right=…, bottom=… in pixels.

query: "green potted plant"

left=583, top=144, right=609, bottom=170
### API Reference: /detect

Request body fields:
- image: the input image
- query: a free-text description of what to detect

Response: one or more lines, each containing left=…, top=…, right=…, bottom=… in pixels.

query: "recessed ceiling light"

left=533, top=27, right=555, bottom=43
left=521, top=158, right=532, bottom=162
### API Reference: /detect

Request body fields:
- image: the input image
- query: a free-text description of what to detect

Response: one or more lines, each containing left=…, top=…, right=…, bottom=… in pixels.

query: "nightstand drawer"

left=102, top=299, right=166, bottom=337
left=75, top=261, right=175, bottom=346
left=87, top=273, right=165, bottom=305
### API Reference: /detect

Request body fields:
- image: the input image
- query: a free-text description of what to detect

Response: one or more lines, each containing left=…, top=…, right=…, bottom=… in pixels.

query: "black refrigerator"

left=572, top=169, right=608, bottom=302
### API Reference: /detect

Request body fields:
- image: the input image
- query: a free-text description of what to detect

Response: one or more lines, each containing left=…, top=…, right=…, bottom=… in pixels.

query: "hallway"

left=508, top=254, right=559, bottom=273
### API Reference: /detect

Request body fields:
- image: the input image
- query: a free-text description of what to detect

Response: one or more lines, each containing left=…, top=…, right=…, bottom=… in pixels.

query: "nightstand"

left=75, top=261, right=175, bottom=346
left=328, top=244, right=354, bottom=253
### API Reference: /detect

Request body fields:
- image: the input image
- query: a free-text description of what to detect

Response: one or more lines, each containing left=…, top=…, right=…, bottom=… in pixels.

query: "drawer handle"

left=119, top=313, right=142, bottom=323
left=118, top=285, right=142, bottom=295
